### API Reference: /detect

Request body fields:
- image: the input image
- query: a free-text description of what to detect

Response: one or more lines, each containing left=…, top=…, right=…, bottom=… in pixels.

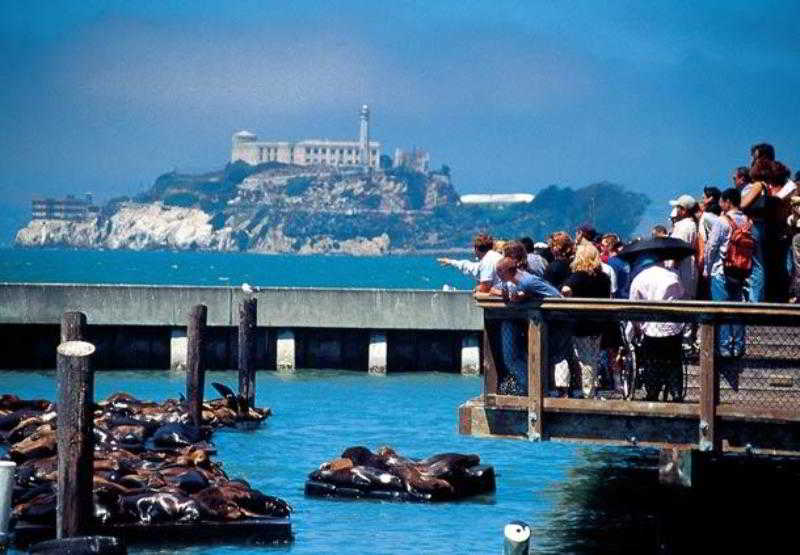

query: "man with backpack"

left=704, top=188, right=756, bottom=358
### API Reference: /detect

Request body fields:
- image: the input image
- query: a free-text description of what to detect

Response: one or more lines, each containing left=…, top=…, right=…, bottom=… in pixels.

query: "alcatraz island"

left=16, top=106, right=649, bottom=255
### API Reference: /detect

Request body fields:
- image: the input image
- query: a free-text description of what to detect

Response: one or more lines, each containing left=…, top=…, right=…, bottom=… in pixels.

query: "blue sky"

left=2, top=0, right=799, bottom=220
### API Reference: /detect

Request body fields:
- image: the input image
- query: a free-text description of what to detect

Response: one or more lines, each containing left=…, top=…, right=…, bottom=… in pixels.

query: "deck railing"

left=470, top=297, right=800, bottom=452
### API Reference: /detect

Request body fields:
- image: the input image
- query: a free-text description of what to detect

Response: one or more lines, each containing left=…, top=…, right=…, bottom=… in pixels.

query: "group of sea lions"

left=306, top=445, right=495, bottom=502
left=0, top=387, right=291, bottom=530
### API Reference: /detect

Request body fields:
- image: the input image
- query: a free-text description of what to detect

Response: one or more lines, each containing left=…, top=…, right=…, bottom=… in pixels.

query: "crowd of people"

left=438, top=142, right=800, bottom=401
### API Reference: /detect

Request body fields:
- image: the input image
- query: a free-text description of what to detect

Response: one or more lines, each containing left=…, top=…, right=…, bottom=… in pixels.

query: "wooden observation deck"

left=459, top=297, right=800, bottom=455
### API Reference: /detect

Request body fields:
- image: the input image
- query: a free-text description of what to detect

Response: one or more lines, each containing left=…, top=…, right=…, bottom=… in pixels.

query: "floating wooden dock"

left=13, top=519, right=292, bottom=549
left=459, top=298, right=800, bottom=457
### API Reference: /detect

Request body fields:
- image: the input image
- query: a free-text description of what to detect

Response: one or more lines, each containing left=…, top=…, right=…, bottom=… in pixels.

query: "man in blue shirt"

left=494, top=257, right=575, bottom=396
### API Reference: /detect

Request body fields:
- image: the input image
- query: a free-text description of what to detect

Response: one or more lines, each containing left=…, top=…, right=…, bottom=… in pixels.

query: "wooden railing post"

left=483, top=315, right=498, bottom=400
left=187, top=304, right=207, bottom=428
left=527, top=314, right=548, bottom=441
left=698, top=322, right=720, bottom=452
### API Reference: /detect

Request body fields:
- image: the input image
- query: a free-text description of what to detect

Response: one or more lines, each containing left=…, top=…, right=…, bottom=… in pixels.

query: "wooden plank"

left=56, top=339, right=95, bottom=539
left=698, top=323, right=720, bottom=452
left=14, top=518, right=292, bottom=549
left=476, top=297, right=800, bottom=326
left=485, top=394, right=530, bottom=409
left=717, top=406, right=800, bottom=423
left=528, top=317, right=547, bottom=440
left=542, top=397, right=700, bottom=418
left=186, top=304, right=207, bottom=428
left=482, top=316, right=498, bottom=400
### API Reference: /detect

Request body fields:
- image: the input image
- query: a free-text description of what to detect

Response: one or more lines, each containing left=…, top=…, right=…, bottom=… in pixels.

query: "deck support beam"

left=460, top=333, right=480, bottom=375
left=368, top=331, right=387, bottom=375
left=170, top=329, right=187, bottom=370
left=276, top=329, right=295, bottom=372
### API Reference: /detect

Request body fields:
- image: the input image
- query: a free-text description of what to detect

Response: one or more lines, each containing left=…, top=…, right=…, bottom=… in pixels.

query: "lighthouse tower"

left=358, top=104, right=370, bottom=167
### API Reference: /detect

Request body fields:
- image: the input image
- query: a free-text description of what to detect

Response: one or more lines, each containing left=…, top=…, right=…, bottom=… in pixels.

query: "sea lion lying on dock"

left=307, top=445, right=494, bottom=502
left=4, top=391, right=290, bottom=530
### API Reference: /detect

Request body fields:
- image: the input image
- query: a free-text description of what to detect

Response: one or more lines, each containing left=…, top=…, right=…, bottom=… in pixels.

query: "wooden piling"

left=698, top=323, right=720, bottom=452
left=56, top=340, right=96, bottom=539
left=238, top=298, right=257, bottom=409
left=186, top=304, right=207, bottom=428
left=527, top=316, right=547, bottom=441
left=60, top=311, right=86, bottom=342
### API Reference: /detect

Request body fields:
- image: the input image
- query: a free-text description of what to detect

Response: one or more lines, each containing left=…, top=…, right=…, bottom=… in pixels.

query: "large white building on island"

left=231, top=105, right=381, bottom=169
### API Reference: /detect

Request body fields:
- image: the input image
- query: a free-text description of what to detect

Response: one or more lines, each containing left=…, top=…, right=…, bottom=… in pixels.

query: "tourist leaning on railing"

left=492, top=256, right=577, bottom=397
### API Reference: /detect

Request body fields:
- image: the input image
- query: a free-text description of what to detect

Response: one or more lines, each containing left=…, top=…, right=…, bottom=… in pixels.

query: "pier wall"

left=0, top=283, right=483, bottom=372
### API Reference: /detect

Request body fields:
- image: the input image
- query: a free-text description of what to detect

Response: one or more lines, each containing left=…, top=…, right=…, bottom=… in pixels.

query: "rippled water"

left=1, top=369, right=615, bottom=554
left=0, top=248, right=475, bottom=290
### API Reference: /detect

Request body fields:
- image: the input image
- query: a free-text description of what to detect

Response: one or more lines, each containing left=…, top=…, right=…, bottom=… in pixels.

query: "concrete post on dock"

left=460, top=333, right=480, bottom=375
left=276, top=329, right=296, bottom=372
left=170, top=329, right=188, bottom=370
left=368, top=331, right=387, bottom=375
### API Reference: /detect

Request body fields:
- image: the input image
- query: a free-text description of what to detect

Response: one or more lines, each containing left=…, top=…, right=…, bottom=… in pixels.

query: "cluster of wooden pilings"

left=18, top=296, right=275, bottom=550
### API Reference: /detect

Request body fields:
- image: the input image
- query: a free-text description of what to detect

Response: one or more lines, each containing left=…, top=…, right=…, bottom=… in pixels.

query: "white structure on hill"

left=231, top=105, right=381, bottom=169
left=460, top=193, right=535, bottom=205
left=393, top=147, right=430, bottom=172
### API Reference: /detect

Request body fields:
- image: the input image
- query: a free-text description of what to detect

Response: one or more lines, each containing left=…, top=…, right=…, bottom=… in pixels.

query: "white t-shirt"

left=669, top=217, right=698, bottom=299
left=479, top=249, right=503, bottom=287
left=627, top=265, right=685, bottom=338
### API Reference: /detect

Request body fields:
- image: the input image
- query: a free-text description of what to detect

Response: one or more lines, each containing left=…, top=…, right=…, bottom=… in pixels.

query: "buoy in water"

left=503, top=520, right=531, bottom=555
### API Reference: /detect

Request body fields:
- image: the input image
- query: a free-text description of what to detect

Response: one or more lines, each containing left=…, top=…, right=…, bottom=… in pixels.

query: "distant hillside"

left=16, top=162, right=649, bottom=254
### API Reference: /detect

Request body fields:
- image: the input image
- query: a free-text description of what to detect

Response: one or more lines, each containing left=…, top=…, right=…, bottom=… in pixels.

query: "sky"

left=2, top=0, right=800, bottom=219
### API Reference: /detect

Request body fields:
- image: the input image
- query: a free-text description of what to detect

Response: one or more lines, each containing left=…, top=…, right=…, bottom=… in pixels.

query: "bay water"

left=0, top=248, right=790, bottom=553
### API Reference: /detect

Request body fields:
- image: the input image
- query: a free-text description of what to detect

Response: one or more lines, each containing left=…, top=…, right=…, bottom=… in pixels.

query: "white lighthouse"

left=359, top=104, right=370, bottom=167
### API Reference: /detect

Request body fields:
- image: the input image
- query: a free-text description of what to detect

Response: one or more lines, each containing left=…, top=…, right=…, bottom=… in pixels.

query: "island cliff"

left=16, top=162, right=649, bottom=254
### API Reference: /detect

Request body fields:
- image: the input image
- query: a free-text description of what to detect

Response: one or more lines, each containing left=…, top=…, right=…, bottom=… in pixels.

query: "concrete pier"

left=368, top=331, right=387, bottom=375
left=276, top=329, right=296, bottom=372
left=0, top=283, right=484, bottom=373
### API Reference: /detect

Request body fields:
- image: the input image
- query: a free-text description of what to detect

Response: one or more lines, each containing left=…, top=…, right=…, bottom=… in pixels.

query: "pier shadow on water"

left=537, top=447, right=800, bottom=554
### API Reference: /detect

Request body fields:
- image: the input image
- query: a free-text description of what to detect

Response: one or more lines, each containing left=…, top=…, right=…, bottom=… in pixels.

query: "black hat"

left=617, top=237, right=695, bottom=263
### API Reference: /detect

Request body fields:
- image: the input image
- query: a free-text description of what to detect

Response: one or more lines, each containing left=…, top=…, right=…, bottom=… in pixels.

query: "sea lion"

left=340, top=446, right=388, bottom=469
left=151, top=423, right=204, bottom=448
left=320, top=457, right=354, bottom=472
left=119, top=491, right=201, bottom=524
left=9, top=425, right=56, bottom=461
left=350, top=465, right=405, bottom=491
left=13, top=492, right=56, bottom=524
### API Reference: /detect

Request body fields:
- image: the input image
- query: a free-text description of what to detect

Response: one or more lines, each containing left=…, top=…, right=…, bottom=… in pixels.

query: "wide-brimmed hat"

left=617, top=237, right=695, bottom=263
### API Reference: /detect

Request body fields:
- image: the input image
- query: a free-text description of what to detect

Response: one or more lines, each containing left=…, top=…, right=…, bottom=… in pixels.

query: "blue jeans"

left=500, top=319, right=528, bottom=394
left=711, top=273, right=745, bottom=356
left=745, top=220, right=765, bottom=303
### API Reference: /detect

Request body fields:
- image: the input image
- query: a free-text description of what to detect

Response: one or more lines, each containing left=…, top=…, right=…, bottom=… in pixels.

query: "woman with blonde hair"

left=561, top=242, right=611, bottom=398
